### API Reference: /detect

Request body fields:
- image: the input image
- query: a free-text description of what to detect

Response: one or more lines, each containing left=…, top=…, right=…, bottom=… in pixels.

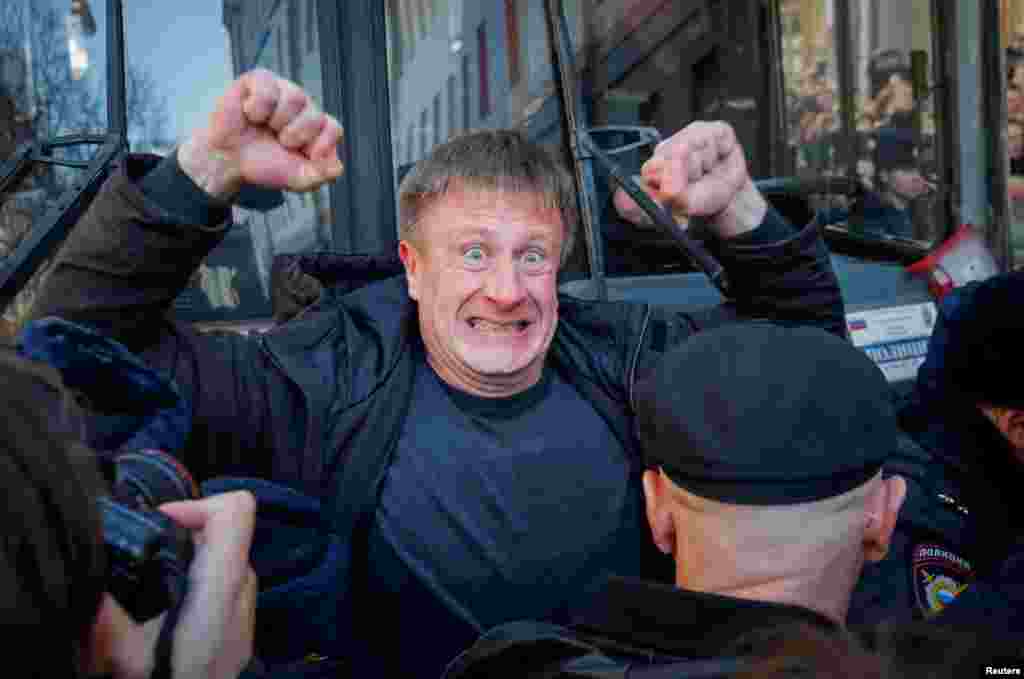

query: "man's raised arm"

left=29, top=68, right=343, bottom=348
left=26, top=70, right=343, bottom=480
left=613, top=121, right=845, bottom=338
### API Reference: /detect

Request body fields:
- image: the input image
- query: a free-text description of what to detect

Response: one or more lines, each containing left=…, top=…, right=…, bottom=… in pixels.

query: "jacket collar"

left=571, top=575, right=838, bottom=658
left=270, top=251, right=406, bottom=324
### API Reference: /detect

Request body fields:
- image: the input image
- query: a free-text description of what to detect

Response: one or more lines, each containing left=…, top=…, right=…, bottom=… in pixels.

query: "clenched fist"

left=613, top=121, right=767, bottom=238
left=178, top=69, right=344, bottom=201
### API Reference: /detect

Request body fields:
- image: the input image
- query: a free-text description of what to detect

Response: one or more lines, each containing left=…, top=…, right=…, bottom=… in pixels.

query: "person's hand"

left=178, top=68, right=344, bottom=201
left=159, top=491, right=258, bottom=679
left=102, top=492, right=257, bottom=679
left=612, top=121, right=767, bottom=239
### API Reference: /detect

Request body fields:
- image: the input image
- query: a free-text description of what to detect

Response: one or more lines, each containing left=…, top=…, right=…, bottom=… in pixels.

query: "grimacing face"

left=398, top=188, right=564, bottom=397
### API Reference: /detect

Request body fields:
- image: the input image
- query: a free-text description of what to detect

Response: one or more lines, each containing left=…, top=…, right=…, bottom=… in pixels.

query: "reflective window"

left=386, top=0, right=587, bottom=272
left=0, top=0, right=107, bottom=146
left=1004, top=0, right=1024, bottom=266
left=779, top=0, right=838, bottom=177
left=779, top=0, right=945, bottom=246
left=115, top=0, right=335, bottom=323
left=386, top=0, right=587, bottom=160
left=584, top=1, right=724, bottom=276
left=1, top=0, right=107, bottom=334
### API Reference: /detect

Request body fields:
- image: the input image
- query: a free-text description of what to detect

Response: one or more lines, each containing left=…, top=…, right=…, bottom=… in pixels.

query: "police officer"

left=870, top=126, right=933, bottom=239
left=865, top=48, right=915, bottom=129
left=894, top=270, right=1024, bottom=633
left=445, top=324, right=920, bottom=677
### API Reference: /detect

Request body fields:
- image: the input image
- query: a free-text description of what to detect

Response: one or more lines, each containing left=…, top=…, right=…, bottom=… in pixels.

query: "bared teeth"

left=471, top=318, right=528, bottom=332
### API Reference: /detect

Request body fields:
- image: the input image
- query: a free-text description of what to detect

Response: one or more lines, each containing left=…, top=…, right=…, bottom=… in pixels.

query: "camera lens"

left=102, top=450, right=199, bottom=622
left=110, top=449, right=199, bottom=510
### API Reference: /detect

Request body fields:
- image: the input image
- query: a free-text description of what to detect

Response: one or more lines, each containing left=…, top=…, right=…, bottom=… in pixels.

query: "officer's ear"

left=1005, top=408, right=1024, bottom=454
left=863, top=474, right=907, bottom=563
left=642, top=469, right=676, bottom=556
left=980, top=405, right=1024, bottom=454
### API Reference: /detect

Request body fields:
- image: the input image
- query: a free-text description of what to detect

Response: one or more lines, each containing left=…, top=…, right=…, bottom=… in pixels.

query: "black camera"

left=99, top=449, right=201, bottom=622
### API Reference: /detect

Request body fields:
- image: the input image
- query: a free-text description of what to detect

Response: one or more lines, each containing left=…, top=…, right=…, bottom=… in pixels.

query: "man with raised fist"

left=29, top=68, right=843, bottom=677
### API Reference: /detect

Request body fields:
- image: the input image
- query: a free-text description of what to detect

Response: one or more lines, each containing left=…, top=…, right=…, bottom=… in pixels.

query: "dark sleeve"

left=699, top=208, right=845, bottom=336
left=632, top=209, right=846, bottom=383
left=138, top=149, right=233, bottom=226
left=724, top=206, right=796, bottom=245
left=27, top=153, right=274, bottom=480
left=29, top=152, right=231, bottom=347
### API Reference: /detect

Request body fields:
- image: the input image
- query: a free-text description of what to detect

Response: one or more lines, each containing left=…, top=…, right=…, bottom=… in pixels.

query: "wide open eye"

left=521, top=249, right=551, bottom=274
left=463, top=245, right=486, bottom=270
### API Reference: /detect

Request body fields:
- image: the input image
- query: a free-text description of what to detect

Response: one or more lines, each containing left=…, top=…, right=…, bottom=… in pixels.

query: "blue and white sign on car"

left=846, top=302, right=937, bottom=383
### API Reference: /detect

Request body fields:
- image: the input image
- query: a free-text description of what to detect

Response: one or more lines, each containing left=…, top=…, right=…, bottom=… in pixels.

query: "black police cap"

left=869, top=49, right=911, bottom=95
left=936, top=270, right=1024, bottom=411
left=634, top=324, right=898, bottom=505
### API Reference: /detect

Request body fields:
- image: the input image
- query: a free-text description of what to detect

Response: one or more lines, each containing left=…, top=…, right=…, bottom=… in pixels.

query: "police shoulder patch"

left=910, top=542, right=974, bottom=617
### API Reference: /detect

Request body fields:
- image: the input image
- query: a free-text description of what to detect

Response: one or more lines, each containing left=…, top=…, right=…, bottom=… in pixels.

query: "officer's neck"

left=676, top=558, right=856, bottom=625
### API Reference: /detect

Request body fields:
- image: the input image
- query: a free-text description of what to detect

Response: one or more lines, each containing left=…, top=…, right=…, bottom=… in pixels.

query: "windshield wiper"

left=542, top=0, right=730, bottom=299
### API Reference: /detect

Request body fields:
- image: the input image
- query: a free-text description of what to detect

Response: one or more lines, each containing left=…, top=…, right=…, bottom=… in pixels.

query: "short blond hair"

left=398, top=129, right=579, bottom=267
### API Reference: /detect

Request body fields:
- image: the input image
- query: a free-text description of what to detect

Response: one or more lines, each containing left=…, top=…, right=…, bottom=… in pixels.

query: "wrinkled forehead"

left=415, top=186, right=565, bottom=243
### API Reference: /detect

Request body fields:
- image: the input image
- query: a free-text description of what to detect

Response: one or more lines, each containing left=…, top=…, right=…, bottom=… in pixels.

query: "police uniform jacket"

left=443, top=575, right=841, bottom=678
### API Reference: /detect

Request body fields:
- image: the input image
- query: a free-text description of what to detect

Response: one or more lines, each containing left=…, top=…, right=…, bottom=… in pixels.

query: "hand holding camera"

left=99, top=466, right=257, bottom=679
left=95, top=449, right=257, bottom=679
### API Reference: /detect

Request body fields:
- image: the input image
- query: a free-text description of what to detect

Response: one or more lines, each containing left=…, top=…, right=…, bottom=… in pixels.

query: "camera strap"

left=151, top=585, right=188, bottom=679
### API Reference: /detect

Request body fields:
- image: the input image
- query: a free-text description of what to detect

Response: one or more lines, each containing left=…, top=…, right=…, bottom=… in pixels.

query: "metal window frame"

left=305, top=0, right=316, bottom=56
left=505, top=0, right=521, bottom=86
left=433, top=91, right=441, bottom=146
left=765, top=0, right=792, bottom=177
left=981, top=0, right=1011, bottom=269
left=462, top=51, right=471, bottom=131
left=478, top=20, right=491, bottom=119
left=420, top=108, right=428, bottom=155
left=447, top=73, right=456, bottom=139
left=317, top=0, right=397, bottom=253
left=931, top=0, right=958, bottom=245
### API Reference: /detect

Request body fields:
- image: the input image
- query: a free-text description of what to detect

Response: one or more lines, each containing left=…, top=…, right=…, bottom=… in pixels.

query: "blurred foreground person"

left=0, top=348, right=257, bottom=679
